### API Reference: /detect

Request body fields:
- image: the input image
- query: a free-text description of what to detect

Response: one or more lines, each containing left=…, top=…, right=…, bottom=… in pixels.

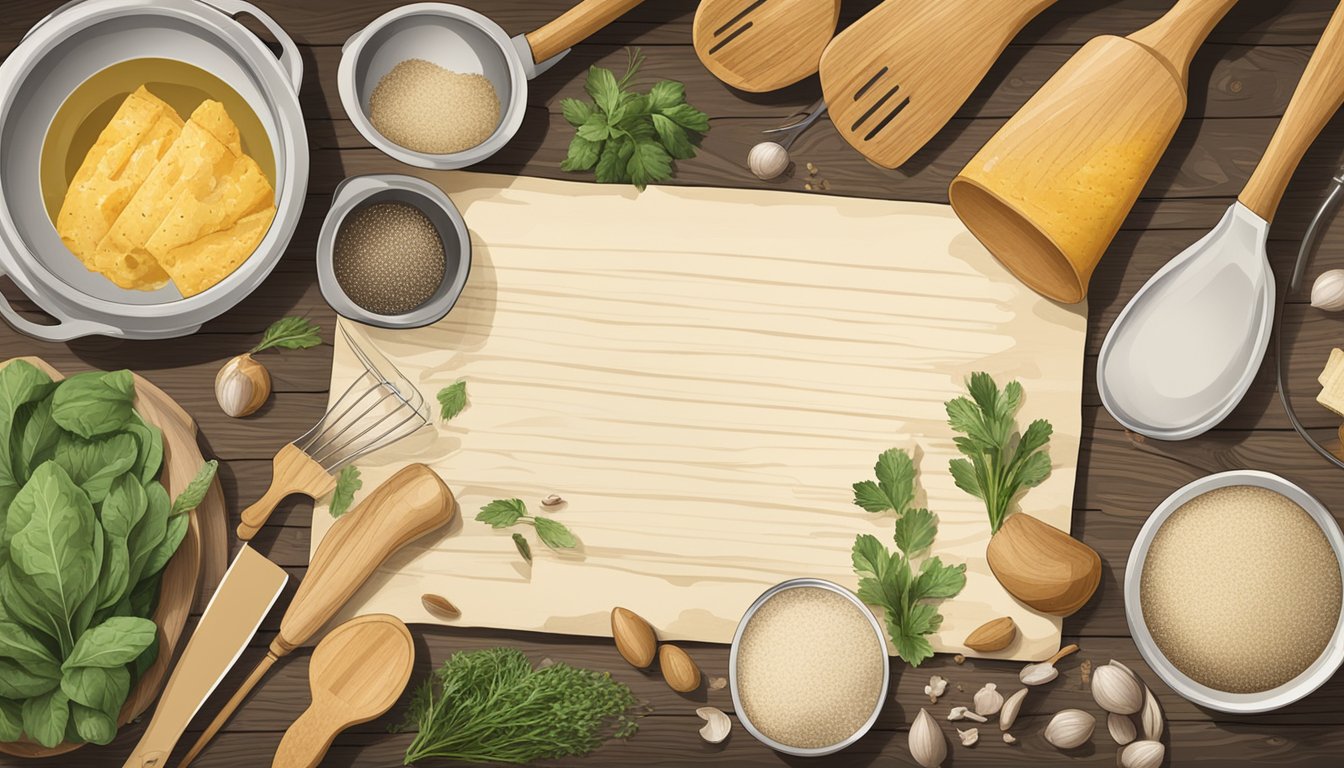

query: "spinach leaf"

left=124, top=417, right=163, bottom=485
left=60, top=666, right=129, bottom=719
left=0, top=361, right=54, bottom=491
left=6, top=463, right=100, bottom=655
left=131, top=635, right=159, bottom=683
left=170, top=460, right=218, bottom=516
left=0, top=620, right=60, bottom=685
left=139, top=513, right=188, bottom=583
left=51, top=432, right=137, bottom=504
left=62, top=616, right=155, bottom=669
left=0, top=698, right=21, bottom=742
left=70, top=702, right=117, bottom=745
left=15, top=398, right=60, bottom=483
left=127, top=573, right=162, bottom=619
left=20, top=688, right=69, bottom=748
left=126, top=481, right=169, bottom=588
left=50, top=371, right=135, bottom=440
left=0, top=659, right=59, bottom=700
left=92, top=475, right=146, bottom=615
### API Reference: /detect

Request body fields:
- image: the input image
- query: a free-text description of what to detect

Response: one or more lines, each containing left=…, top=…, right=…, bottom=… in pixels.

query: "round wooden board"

left=0, top=357, right=227, bottom=758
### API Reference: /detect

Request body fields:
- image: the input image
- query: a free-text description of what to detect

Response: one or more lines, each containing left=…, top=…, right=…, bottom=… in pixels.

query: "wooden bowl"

left=0, top=357, right=211, bottom=758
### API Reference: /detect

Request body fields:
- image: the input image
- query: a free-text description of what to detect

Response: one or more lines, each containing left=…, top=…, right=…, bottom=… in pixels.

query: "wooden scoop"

left=271, top=615, right=415, bottom=768
left=819, top=0, right=1059, bottom=168
left=694, top=0, right=840, bottom=92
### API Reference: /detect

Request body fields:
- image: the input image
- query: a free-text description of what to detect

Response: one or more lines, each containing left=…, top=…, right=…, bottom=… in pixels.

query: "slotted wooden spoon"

left=694, top=0, right=840, bottom=92
left=819, top=0, right=1058, bottom=168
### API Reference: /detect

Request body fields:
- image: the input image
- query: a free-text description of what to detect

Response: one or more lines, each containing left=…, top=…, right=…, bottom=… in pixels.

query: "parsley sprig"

left=560, top=48, right=709, bottom=189
left=851, top=448, right=966, bottom=667
left=945, top=372, right=1053, bottom=534
left=477, top=498, right=577, bottom=561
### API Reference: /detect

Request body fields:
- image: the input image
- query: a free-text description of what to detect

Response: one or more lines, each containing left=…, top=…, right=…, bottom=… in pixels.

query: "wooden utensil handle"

left=272, top=464, right=455, bottom=654
left=236, top=443, right=336, bottom=541
left=525, top=0, right=644, bottom=64
left=270, top=706, right=332, bottom=768
left=177, top=654, right=278, bottom=768
left=1126, top=0, right=1239, bottom=81
left=1239, top=0, right=1344, bottom=222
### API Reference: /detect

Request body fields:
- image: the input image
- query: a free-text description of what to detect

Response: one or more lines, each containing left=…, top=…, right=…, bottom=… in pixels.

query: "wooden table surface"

left=4, top=0, right=1344, bottom=765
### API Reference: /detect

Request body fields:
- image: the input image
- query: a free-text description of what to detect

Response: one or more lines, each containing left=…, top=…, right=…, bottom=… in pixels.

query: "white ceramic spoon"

left=1098, top=2, right=1344, bottom=440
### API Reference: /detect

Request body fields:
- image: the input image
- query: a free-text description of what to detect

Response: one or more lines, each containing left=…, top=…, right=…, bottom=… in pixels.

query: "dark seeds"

left=333, top=201, right=446, bottom=316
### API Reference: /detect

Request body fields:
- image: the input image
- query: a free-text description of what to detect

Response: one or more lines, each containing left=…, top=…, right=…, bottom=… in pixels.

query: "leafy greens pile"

left=398, top=647, right=641, bottom=765
left=945, top=372, right=1053, bottom=533
left=0, top=361, right=215, bottom=747
left=851, top=448, right=966, bottom=667
left=561, top=48, right=710, bottom=189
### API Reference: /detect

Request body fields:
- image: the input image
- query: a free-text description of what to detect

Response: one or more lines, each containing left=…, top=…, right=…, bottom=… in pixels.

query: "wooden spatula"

left=819, top=0, right=1059, bottom=168
left=271, top=615, right=415, bottom=768
left=694, top=0, right=840, bottom=92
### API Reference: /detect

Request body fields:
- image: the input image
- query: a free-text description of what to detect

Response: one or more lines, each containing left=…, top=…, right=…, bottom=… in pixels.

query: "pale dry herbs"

left=397, top=648, right=641, bottom=765
left=370, top=59, right=500, bottom=155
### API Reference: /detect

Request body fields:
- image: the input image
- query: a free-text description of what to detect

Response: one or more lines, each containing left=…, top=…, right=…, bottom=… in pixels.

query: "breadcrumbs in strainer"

left=369, top=59, right=499, bottom=154
left=736, top=587, right=884, bottom=749
left=1141, top=485, right=1342, bottom=693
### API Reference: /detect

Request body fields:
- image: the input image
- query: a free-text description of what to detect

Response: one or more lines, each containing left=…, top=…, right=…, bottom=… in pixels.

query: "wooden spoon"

left=694, top=0, right=840, bottom=92
left=270, top=615, right=415, bottom=768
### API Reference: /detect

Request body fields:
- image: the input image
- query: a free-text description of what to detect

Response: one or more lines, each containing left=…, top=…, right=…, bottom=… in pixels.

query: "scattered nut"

left=1140, top=688, right=1164, bottom=741
left=1119, top=739, right=1165, bottom=768
left=1043, top=709, right=1094, bottom=750
left=909, top=709, right=946, bottom=768
left=999, top=688, right=1027, bottom=731
left=803, top=182, right=813, bottom=191
left=957, top=727, right=978, bottom=747
left=947, top=706, right=987, bottom=723
left=1002, top=732, right=1017, bottom=745
left=541, top=494, right=565, bottom=507
left=925, top=675, right=947, bottom=704
left=1092, top=660, right=1144, bottom=715
left=659, top=644, right=702, bottom=693
left=964, top=617, right=1017, bottom=652
left=420, top=593, right=461, bottom=619
left=1108, top=713, right=1137, bottom=746
left=953, top=654, right=966, bottom=665
left=611, top=607, right=657, bottom=669
left=708, top=676, right=727, bottom=691
left=696, top=706, right=731, bottom=744
left=973, top=683, right=1003, bottom=716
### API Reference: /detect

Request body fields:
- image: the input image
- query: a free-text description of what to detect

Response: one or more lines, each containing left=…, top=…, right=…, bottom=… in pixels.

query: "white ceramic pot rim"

left=728, top=577, right=891, bottom=757
left=1124, top=469, right=1344, bottom=713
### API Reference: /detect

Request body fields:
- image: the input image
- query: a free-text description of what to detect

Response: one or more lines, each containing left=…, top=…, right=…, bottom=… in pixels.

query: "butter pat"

left=1317, top=348, right=1344, bottom=416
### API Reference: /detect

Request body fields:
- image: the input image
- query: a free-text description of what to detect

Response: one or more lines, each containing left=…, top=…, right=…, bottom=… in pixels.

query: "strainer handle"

left=204, top=0, right=304, bottom=94
left=525, top=0, right=645, bottom=65
left=0, top=265, right=121, bottom=341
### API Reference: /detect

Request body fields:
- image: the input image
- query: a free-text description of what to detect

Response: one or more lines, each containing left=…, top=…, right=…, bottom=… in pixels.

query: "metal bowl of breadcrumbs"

left=1126, top=470, right=1344, bottom=713
left=730, top=578, right=890, bottom=756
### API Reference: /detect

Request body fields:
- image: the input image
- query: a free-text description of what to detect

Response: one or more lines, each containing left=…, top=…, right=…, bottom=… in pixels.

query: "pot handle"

left=0, top=267, right=121, bottom=342
left=203, top=0, right=304, bottom=94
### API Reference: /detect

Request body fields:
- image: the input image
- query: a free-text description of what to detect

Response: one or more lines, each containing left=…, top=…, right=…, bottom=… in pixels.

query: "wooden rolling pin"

left=178, top=464, right=456, bottom=767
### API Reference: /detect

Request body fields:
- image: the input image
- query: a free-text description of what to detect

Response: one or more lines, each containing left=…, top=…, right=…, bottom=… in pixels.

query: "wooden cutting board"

left=311, top=172, right=1086, bottom=662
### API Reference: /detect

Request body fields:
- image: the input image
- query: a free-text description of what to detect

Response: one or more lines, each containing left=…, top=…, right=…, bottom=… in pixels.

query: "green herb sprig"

left=397, top=648, right=641, bottom=765
left=477, top=498, right=577, bottom=560
left=560, top=48, right=710, bottom=190
left=328, top=466, right=361, bottom=519
left=945, top=372, right=1053, bottom=534
left=250, top=317, right=321, bottom=354
left=436, top=381, right=468, bottom=422
left=851, top=448, right=966, bottom=667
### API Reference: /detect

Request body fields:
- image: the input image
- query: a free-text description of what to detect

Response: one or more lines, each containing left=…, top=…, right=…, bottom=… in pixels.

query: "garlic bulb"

left=1312, top=269, right=1344, bottom=311
left=215, top=353, right=271, bottom=418
left=999, top=688, right=1027, bottom=731
left=973, top=683, right=1003, bottom=716
left=909, top=708, right=946, bottom=768
left=748, top=142, right=790, bottom=180
left=1092, top=660, right=1143, bottom=715
left=1043, top=709, right=1094, bottom=749
left=696, top=706, right=731, bottom=744
left=1108, top=713, right=1136, bottom=745
left=1119, top=740, right=1165, bottom=768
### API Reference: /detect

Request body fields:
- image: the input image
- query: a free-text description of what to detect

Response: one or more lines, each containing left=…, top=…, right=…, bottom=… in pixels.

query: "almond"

left=611, top=607, right=657, bottom=668
left=964, top=616, right=1017, bottom=652
left=659, top=644, right=702, bottom=693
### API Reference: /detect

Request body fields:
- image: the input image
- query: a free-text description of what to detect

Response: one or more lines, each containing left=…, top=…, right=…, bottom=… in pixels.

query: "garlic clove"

left=1140, top=688, right=1164, bottom=742
left=924, top=675, right=947, bottom=703
left=909, top=708, right=946, bottom=768
left=747, top=142, right=791, bottom=180
left=1108, top=713, right=1136, bottom=746
left=973, top=682, right=1003, bottom=716
left=1002, top=732, right=1017, bottom=745
left=215, top=353, right=271, bottom=418
left=1043, top=709, right=1094, bottom=750
left=999, top=688, right=1027, bottom=731
left=1312, top=269, right=1344, bottom=312
left=956, top=727, right=978, bottom=747
left=696, top=706, right=731, bottom=744
left=1119, top=740, right=1165, bottom=768
left=1092, top=660, right=1144, bottom=715
left=947, top=706, right=987, bottom=723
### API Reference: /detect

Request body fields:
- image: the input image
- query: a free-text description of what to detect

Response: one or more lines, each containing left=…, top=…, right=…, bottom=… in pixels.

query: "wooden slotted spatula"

left=819, top=0, right=1059, bottom=168
left=694, top=0, right=840, bottom=92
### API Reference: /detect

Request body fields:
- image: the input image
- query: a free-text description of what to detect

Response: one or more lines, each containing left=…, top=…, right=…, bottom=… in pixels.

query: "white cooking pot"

left=0, top=0, right=307, bottom=341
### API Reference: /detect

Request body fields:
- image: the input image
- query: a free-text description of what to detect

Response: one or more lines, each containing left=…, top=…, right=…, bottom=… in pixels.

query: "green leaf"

left=0, top=659, right=60, bottom=700
left=329, top=466, right=361, bottom=519
left=595, top=137, right=633, bottom=183
left=0, top=622, right=60, bottom=698
left=647, top=80, right=685, bottom=112
left=512, top=532, right=532, bottom=564
left=125, top=417, right=164, bottom=485
left=16, top=398, right=61, bottom=484
left=0, top=698, right=22, bottom=742
left=912, top=557, right=967, bottom=601
left=562, top=135, right=602, bottom=172
left=476, top=499, right=527, bottom=529
left=560, top=97, right=595, bottom=127
left=21, top=688, right=69, bottom=748
left=51, top=432, right=137, bottom=504
left=0, top=360, right=56, bottom=489
left=890, top=601, right=942, bottom=666
left=436, top=380, right=468, bottom=422
left=533, top=517, right=577, bottom=550
left=170, top=459, right=218, bottom=516
left=893, top=508, right=938, bottom=556
left=584, top=65, right=622, bottom=114
left=126, top=482, right=169, bottom=588
left=63, top=616, right=156, bottom=669
left=94, top=477, right=143, bottom=612
left=70, top=702, right=116, bottom=745
left=138, top=513, right=188, bottom=582
left=650, top=114, right=695, bottom=160
left=60, top=665, right=130, bottom=718
left=576, top=115, right=612, bottom=143
left=626, top=140, right=672, bottom=190
left=657, top=103, right=710, bottom=133
left=851, top=481, right=889, bottom=514
left=251, top=317, right=321, bottom=354
left=50, top=370, right=134, bottom=439
left=947, top=458, right=983, bottom=501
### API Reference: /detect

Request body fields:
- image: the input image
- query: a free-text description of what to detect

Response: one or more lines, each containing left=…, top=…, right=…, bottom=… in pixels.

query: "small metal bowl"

left=729, top=578, right=890, bottom=757
left=317, top=174, right=470, bottom=329
left=1125, top=470, right=1344, bottom=713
